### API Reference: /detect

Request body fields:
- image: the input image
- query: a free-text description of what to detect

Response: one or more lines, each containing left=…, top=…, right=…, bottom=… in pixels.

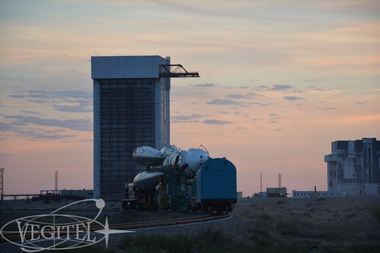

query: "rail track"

left=108, top=213, right=229, bottom=230
left=0, top=213, right=229, bottom=243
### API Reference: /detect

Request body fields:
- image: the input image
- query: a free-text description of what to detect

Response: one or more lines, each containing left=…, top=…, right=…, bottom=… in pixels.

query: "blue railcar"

left=123, top=146, right=238, bottom=212
left=196, top=158, right=237, bottom=213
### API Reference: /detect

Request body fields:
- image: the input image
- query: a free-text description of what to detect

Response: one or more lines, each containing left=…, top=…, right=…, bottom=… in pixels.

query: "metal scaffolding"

left=159, top=64, right=200, bottom=78
left=97, top=79, right=156, bottom=198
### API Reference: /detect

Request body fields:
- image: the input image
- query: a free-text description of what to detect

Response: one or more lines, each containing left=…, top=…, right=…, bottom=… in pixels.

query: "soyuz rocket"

left=132, top=145, right=209, bottom=192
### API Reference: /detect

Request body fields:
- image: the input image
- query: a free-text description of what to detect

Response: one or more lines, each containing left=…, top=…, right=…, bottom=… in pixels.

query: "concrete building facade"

left=91, top=56, right=171, bottom=199
left=324, top=138, right=380, bottom=196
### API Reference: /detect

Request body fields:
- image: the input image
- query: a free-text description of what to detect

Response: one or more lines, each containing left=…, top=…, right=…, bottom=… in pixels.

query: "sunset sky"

left=0, top=0, right=379, bottom=196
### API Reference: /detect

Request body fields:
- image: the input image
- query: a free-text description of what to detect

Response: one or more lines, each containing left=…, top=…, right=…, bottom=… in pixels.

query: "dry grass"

left=231, top=196, right=380, bottom=252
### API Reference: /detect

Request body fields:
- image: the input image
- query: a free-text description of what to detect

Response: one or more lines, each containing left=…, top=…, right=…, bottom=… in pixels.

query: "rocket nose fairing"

left=133, top=146, right=165, bottom=167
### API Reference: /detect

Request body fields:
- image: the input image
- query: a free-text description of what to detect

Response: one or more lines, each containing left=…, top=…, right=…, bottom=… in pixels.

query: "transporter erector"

left=122, top=145, right=237, bottom=213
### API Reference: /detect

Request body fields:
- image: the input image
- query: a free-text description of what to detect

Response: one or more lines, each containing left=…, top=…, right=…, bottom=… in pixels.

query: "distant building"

left=257, top=192, right=267, bottom=197
left=324, top=138, right=380, bottom=196
left=266, top=187, right=287, bottom=197
left=292, top=190, right=343, bottom=198
left=34, top=189, right=93, bottom=201
left=91, top=56, right=171, bottom=199
left=61, top=189, right=93, bottom=199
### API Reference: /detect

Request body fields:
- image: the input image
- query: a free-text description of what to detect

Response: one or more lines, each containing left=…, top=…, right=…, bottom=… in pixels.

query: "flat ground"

left=1, top=197, right=380, bottom=252
left=231, top=196, right=380, bottom=251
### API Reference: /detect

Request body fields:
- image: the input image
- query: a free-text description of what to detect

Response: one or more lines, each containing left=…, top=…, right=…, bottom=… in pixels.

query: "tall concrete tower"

left=91, top=56, right=170, bottom=199
left=91, top=55, right=199, bottom=199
